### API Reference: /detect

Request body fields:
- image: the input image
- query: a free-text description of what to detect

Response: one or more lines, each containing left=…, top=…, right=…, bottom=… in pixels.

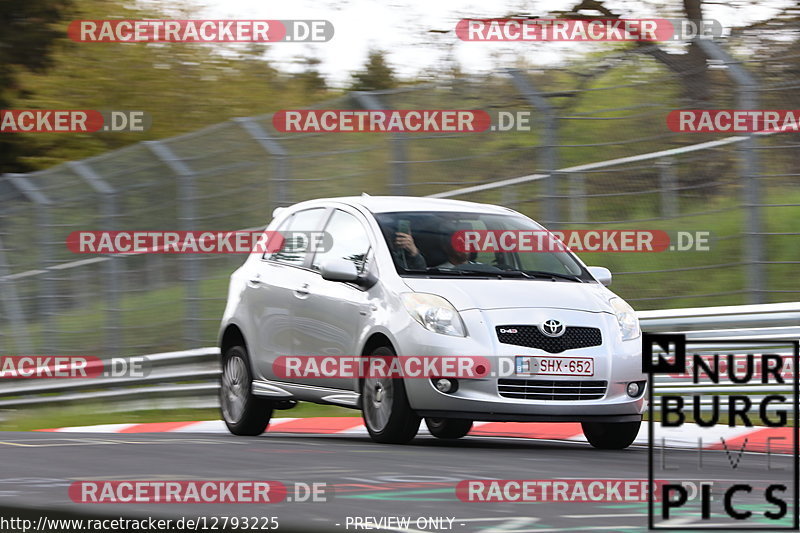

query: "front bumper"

left=394, top=307, right=646, bottom=420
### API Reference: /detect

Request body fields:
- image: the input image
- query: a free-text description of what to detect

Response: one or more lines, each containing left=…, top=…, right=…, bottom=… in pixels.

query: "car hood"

left=401, top=277, right=616, bottom=313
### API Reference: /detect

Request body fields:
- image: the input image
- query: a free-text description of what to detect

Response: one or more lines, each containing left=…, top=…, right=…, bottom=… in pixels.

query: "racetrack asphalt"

left=0, top=428, right=793, bottom=532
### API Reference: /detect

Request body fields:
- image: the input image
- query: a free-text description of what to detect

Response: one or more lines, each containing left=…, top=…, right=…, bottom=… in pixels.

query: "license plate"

left=516, top=356, right=594, bottom=376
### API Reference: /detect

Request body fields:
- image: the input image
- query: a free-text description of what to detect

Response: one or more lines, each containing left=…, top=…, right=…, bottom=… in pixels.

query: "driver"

left=394, top=230, right=426, bottom=270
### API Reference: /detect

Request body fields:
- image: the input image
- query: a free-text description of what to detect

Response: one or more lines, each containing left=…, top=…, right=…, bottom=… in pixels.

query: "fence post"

left=507, top=69, right=559, bottom=227
left=145, top=141, right=202, bottom=347
left=0, top=234, right=32, bottom=353
left=352, top=92, right=409, bottom=195
left=657, top=158, right=678, bottom=219
left=697, top=40, right=765, bottom=304
left=235, top=117, right=290, bottom=210
left=5, top=175, right=54, bottom=351
left=68, top=161, right=122, bottom=356
left=0, top=177, right=34, bottom=353
left=568, top=173, right=587, bottom=223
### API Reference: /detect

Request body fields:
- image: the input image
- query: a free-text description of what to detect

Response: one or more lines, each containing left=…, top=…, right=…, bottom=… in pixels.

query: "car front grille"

left=495, top=325, right=601, bottom=353
left=497, top=379, right=607, bottom=400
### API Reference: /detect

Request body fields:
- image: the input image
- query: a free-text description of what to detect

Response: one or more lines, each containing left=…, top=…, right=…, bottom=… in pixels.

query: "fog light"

left=627, top=381, right=643, bottom=397
left=433, top=378, right=457, bottom=393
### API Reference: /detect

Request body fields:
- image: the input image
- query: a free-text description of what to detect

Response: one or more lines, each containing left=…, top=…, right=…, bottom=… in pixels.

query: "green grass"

left=569, top=188, right=800, bottom=309
left=0, top=402, right=358, bottom=432
left=4, top=189, right=799, bottom=354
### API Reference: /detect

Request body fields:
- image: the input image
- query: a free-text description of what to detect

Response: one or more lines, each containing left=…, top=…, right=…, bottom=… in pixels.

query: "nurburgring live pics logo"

left=645, top=333, right=799, bottom=530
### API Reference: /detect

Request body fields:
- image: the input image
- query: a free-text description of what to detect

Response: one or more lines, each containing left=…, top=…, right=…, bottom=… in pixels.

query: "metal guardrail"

left=0, top=303, right=797, bottom=415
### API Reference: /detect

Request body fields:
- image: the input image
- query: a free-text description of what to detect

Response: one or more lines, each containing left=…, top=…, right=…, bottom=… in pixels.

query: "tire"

left=220, top=345, right=273, bottom=436
left=425, top=418, right=473, bottom=439
left=581, top=420, right=641, bottom=450
left=361, top=346, right=421, bottom=444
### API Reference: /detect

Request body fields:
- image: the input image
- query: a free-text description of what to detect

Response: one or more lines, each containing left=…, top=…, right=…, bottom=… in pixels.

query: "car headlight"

left=610, top=297, right=640, bottom=341
left=401, top=293, right=466, bottom=337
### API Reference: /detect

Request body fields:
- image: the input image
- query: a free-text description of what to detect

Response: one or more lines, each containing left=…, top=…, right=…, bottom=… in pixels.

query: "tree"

left=10, top=0, right=334, bottom=169
left=548, top=0, right=712, bottom=105
left=0, top=0, right=71, bottom=172
left=350, top=49, right=396, bottom=92
left=297, top=56, right=328, bottom=94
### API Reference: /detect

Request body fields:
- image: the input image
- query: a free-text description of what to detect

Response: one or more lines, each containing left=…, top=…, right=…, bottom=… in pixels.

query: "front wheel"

left=220, top=345, right=273, bottom=436
left=361, top=346, right=421, bottom=444
left=581, top=420, right=641, bottom=449
left=425, top=418, right=473, bottom=439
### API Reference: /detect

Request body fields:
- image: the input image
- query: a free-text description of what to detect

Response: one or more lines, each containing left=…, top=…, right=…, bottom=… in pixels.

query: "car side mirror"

left=320, top=258, right=359, bottom=282
left=588, top=266, right=612, bottom=286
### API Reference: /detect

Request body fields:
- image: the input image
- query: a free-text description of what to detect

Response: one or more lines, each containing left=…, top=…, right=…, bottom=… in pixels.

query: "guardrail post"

left=68, top=161, right=122, bottom=356
left=352, top=92, right=408, bottom=195
left=696, top=40, right=765, bottom=304
left=145, top=141, right=202, bottom=348
left=507, top=69, right=559, bottom=228
left=657, top=158, right=678, bottom=218
left=235, top=117, right=290, bottom=210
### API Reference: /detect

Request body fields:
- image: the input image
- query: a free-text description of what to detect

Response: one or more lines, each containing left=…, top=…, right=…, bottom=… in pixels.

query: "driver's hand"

left=395, top=232, right=419, bottom=256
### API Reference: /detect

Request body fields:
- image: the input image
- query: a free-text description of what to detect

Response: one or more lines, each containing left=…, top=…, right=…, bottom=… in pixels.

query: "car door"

left=289, top=207, right=374, bottom=390
left=247, top=207, right=329, bottom=381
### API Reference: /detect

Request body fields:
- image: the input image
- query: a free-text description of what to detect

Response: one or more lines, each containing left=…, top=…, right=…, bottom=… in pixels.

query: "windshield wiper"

left=404, top=267, right=492, bottom=277
left=525, top=270, right=583, bottom=282
left=487, top=270, right=534, bottom=279
left=499, top=269, right=583, bottom=282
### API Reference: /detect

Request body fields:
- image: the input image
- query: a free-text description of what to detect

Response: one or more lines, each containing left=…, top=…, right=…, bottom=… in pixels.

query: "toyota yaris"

left=218, top=196, right=645, bottom=448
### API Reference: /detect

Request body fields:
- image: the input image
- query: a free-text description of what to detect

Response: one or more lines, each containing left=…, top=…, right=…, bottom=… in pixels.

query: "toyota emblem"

left=539, top=319, right=566, bottom=337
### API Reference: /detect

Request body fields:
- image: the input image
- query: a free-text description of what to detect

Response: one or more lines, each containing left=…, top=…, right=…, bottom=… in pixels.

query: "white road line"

left=560, top=513, right=644, bottom=518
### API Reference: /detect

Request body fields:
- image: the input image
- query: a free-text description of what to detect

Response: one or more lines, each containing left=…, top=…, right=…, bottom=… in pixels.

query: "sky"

left=185, top=0, right=788, bottom=86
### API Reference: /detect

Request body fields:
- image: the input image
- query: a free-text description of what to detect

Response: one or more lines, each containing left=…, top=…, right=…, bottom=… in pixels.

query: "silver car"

left=218, top=196, right=645, bottom=449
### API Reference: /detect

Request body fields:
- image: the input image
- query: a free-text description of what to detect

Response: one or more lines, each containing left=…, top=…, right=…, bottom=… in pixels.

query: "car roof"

left=282, top=195, right=517, bottom=215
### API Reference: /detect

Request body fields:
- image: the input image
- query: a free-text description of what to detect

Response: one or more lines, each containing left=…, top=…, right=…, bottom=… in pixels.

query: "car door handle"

left=294, top=283, right=310, bottom=298
left=247, top=278, right=263, bottom=287
left=359, top=303, right=378, bottom=316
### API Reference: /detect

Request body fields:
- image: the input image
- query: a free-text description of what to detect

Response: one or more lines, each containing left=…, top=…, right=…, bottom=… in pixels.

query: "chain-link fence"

left=1, top=39, right=798, bottom=357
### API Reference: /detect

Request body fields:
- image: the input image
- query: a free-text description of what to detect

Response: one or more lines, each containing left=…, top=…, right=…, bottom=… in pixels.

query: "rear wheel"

left=425, top=418, right=473, bottom=439
left=361, top=346, right=421, bottom=444
left=581, top=420, right=641, bottom=449
left=220, top=345, right=273, bottom=436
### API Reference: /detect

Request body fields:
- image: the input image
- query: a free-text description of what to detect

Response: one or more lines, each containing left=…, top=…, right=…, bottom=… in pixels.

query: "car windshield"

left=373, top=211, right=592, bottom=281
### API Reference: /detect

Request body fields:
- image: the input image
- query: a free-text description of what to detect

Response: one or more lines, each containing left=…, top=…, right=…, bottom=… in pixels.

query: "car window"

left=266, top=207, right=327, bottom=267
left=373, top=211, right=590, bottom=279
left=312, top=209, right=371, bottom=273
